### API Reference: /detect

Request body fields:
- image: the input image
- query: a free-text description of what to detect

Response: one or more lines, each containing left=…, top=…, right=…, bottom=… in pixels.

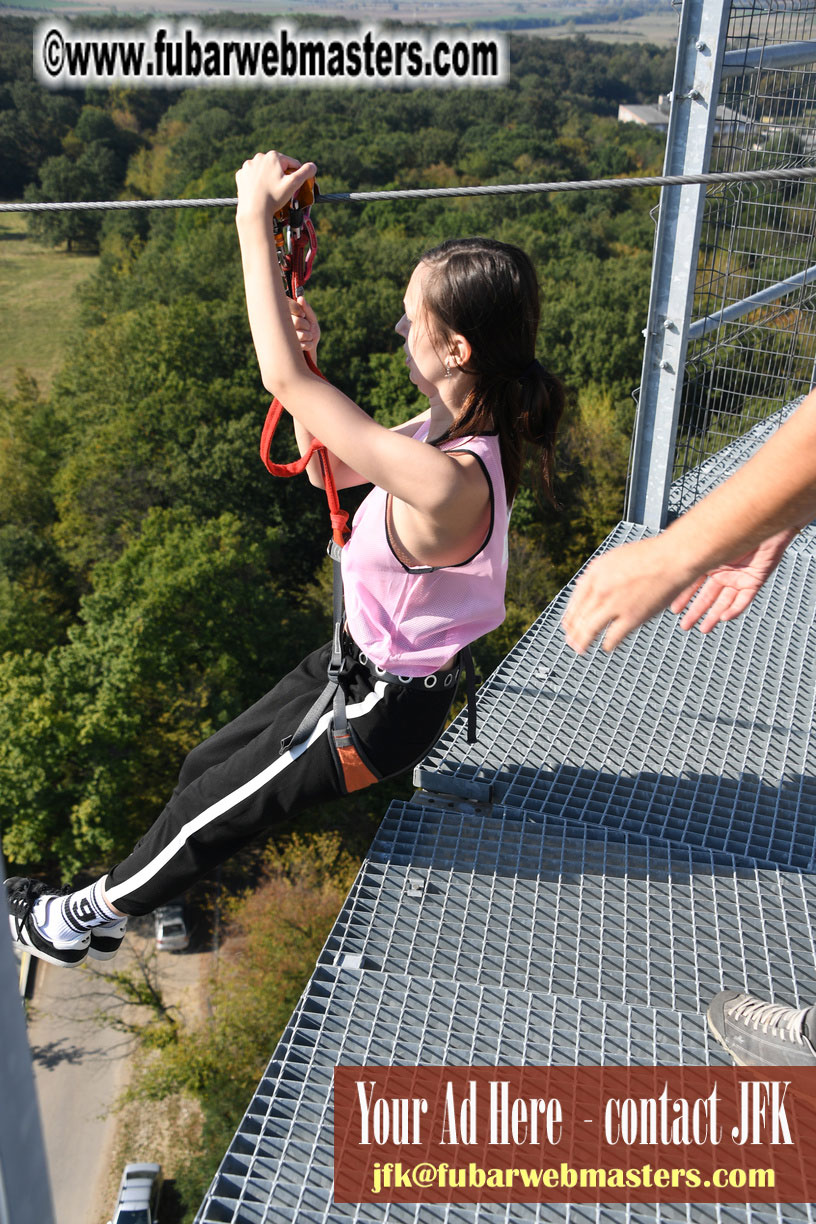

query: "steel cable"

left=3, top=163, right=816, bottom=212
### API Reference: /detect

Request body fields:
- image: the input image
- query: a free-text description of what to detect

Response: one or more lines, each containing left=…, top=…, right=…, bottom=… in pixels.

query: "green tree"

left=0, top=509, right=321, bottom=876
left=0, top=76, right=79, bottom=197
left=24, top=109, right=136, bottom=250
left=0, top=374, right=57, bottom=528
left=0, top=376, right=75, bottom=653
left=23, top=155, right=94, bottom=250
left=0, top=526, right=74, bottom=655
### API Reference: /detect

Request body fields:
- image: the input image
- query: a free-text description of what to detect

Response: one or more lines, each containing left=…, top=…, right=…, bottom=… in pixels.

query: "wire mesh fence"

left=672, top=0, right=816, bottom=507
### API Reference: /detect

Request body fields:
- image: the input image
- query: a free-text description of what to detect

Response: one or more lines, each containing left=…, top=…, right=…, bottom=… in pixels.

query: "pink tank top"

left=341, top=423, right=509, bottom=677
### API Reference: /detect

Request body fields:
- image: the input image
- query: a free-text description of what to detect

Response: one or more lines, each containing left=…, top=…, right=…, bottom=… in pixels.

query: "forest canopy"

left=0, top=18, right=672, bottom=877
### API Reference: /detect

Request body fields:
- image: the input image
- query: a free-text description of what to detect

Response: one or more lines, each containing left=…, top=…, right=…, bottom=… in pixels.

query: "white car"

left=108, top=1162, right=162, bottom=1224
left=154, top=903, right=190, bottom=952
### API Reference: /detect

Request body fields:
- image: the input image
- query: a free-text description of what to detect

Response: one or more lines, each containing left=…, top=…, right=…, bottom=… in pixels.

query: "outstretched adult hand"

left=562, top=528, right=797, bottom=654
left=668, top=529, right=795, bottom=633
left=564, top=390, right=816, bottom=654
left=562, top=536, right=696, bottom=654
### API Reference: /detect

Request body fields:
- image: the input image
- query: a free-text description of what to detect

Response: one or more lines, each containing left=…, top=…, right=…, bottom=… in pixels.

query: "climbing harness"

left=259, top=178, right=477, bottom=768
left=257, top=176, right=364, bottom=787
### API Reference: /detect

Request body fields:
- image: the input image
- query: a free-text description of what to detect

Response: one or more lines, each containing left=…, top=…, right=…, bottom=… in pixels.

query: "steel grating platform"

left=196, top=965, right=757, bottom=1224
left=318, top=801, right=816, bottom=1014
left=417, top=522, right=816, bottom=868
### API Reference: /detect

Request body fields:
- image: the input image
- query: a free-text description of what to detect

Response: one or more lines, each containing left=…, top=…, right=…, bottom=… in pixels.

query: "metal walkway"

left=195, top=404, right=816, bottom=1224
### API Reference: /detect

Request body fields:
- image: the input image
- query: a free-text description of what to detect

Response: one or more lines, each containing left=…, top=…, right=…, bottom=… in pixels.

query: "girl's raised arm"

left=235, top=152, right=482, bottom=525
left=286, top=295, right=431, bottom=489
left=286, top=295, right=367, bottom=490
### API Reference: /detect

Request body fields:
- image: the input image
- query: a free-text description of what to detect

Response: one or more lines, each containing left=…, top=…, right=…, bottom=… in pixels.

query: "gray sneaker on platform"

left=707, top=989, right=816, bottom=1066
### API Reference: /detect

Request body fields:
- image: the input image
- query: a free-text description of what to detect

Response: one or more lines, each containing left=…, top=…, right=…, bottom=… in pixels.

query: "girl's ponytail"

left=421, top=238, right=564, bottom=506
left=514, top=359, right=565, bottom=507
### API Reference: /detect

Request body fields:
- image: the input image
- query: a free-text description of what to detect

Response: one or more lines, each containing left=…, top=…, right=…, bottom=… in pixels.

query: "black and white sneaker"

left=4, top=876, right=90, bottom=969
left=88, top=917, right=128, bottom=961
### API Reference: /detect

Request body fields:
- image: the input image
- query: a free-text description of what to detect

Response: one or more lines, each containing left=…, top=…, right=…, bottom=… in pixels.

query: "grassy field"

left=0, top=212, right=99, bottom=396
left=533, top=12, right=677, bottom=43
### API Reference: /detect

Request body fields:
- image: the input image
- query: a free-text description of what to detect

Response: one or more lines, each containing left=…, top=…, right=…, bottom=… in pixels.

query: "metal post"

left=0, top=850, right=55, bottom=1224
left=626, top=0, right=732, bottom=529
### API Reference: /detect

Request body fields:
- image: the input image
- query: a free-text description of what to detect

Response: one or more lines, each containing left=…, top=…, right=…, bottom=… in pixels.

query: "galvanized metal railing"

left=628, top=0, right=816, bottom=529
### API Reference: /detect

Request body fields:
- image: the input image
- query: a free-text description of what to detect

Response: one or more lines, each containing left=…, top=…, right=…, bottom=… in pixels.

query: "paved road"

left=28, top=955, right=136, bottom=1224
left=27, top=924, right=208, bottom=1224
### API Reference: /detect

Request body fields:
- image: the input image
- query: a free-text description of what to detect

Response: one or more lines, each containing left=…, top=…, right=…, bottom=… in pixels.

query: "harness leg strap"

left=327, top=542, right=377, bottom=790
left=285, top=539, right=376, bottom=793
left=462, top=644, right=477, bottom=744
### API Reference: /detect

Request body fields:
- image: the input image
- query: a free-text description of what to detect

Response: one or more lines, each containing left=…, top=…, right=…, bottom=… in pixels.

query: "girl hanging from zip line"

left=6, top=150, right=565, bottom=967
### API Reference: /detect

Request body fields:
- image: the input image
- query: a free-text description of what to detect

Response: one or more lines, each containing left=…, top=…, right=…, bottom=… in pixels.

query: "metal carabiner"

left=272, top=176, right=317, bottom=300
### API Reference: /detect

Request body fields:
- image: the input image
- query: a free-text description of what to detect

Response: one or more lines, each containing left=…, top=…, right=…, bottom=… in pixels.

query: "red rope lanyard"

left=259, top=181, right=349, bottom=549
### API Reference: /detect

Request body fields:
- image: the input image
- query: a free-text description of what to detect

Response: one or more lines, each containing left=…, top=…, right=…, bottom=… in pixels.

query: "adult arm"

left=668, top=527, right=799, bottom=632
left=561, top=389, right=816, bottom=653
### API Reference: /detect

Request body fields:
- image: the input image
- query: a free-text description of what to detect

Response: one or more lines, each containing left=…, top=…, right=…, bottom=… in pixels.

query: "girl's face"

left=395, top=263, right=446, bottom=397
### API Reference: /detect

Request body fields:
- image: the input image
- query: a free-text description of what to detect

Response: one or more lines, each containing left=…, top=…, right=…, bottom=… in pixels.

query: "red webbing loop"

left=260, top=353, right=349, bottom=548
left=259, top=351, right=322, bottom=477
left=260, top=184, right=349, bottom=550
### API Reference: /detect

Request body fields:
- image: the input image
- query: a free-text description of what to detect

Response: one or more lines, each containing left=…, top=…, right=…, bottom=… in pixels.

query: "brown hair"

left=420, top=237, right=564, bottom=506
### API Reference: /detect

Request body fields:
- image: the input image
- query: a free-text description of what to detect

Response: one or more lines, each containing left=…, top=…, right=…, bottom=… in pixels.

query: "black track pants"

left=105, top=641, right=458, bottom=915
